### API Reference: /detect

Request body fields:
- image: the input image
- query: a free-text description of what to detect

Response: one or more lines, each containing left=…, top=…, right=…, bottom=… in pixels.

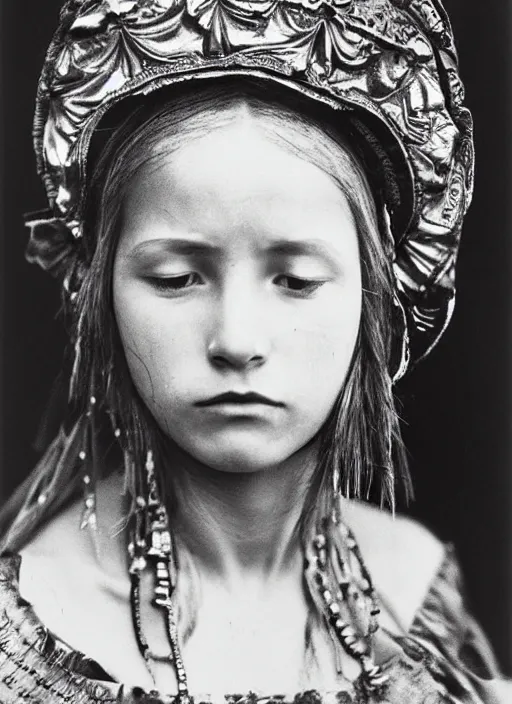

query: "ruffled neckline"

left=0, top=546, right=499, bottom=703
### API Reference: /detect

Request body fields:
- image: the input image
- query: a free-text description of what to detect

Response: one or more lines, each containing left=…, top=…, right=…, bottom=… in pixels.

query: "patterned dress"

left=0, top=546, right=507, bottom=704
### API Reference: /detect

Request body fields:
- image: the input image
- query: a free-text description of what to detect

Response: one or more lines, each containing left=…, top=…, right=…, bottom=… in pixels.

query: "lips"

left=195, top=391, right=283, bottom=408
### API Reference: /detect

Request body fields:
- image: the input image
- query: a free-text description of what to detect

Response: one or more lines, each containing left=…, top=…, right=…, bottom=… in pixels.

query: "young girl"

left=0, top=1, right=508, bottom=702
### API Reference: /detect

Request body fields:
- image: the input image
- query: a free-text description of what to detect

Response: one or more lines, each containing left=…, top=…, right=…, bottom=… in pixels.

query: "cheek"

left=279, top=285, right=362, bottom=407
left=291, top=325, right=357, bottom=378
left=120, top=321, right=176, bottom=399
left=113, top=280, right=196, bottom=407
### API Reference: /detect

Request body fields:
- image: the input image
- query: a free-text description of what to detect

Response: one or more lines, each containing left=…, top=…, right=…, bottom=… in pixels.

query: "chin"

left=180, top=434, right=306, bottom=475
left=197, top=446, right=292, bottom=474
left=159, top=416, right=319, bottom=474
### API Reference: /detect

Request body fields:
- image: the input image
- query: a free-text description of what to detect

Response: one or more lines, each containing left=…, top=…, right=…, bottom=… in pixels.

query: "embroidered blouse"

left=0, top=547, right=505, bottom=704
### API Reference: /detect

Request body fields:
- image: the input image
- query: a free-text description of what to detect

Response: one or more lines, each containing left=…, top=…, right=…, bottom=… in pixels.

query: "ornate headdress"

left=26, top=0, right=473, bottom=380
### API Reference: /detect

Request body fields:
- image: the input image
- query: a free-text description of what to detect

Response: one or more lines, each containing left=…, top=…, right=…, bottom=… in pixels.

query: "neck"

left=166, top=445, right=317, bottom=583
left=91, top=444, right=318, bottom=591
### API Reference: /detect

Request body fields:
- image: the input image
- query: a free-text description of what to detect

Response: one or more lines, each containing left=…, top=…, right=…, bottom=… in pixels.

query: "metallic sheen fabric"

left=27, top=0, right=474, bottom=378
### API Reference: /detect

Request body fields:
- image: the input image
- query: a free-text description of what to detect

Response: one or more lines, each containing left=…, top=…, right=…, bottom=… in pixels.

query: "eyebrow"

left=129, top=238, right=222, bottom=257
left=128, top=237, right=339, bottom=263
left=267, top=240, right=338, bottom=262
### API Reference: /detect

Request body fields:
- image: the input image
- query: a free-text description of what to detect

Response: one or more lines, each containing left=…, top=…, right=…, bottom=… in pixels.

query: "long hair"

left=0, top=78, right=411, bottom=557
left=75, top=78, right=410, bottom=521
left=0, top=81, right=412, bottom=668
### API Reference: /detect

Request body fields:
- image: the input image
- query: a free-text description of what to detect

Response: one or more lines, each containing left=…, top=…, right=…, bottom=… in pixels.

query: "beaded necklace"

left=127, top=453, right=388, bottom=701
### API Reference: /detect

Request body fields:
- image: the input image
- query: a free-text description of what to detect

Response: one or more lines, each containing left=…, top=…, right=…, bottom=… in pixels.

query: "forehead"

left=121, top=119, right=359, bottom=255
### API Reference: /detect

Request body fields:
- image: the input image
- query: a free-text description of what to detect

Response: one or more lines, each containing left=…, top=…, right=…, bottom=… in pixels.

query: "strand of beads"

left=340, top=524, right=381, bottom=637
left=79, top=395, right=98, bottom=532
left=128, top=451, right=189, bottom=703
left=128, top=459, right=154, bottom=674
left=330, top=520, right=381, bottom=638
left=129, top=563, right=155, bottom=680
left=310, top=524, right=388, bottom=693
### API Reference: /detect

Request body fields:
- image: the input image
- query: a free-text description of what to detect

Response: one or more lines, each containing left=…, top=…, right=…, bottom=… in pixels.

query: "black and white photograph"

left=0, top=1, right=510, bottom=702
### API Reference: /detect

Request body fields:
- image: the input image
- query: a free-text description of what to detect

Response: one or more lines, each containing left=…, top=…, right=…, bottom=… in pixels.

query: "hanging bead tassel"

left=129, top=569, right=156, bottom=683
left=305, top=514, right=389, bottom=694
left=144, top=451, right=189, bottom=699
left=127, top=449, right=188, bottom=700
left=80, top=473, right=96, bottom=531
left=79, top=394, right=99, bottom=534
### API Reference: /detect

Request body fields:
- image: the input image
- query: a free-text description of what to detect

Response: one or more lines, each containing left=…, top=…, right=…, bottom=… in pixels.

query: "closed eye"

left=274, top=274, right=326, bottom=297
left=147, top=273, right=203, bottom=292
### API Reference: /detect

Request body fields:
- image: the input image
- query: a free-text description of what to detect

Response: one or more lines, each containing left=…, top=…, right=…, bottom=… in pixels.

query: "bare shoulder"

left=340, top=498, right=446, bottom=633
left=18, top=484, right=130, bottom=659
left=18, top=500, right=88, bottom=624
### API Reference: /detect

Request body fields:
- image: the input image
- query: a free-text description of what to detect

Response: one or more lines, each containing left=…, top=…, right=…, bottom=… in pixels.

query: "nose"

left=207, top=284, right=269, bottom=372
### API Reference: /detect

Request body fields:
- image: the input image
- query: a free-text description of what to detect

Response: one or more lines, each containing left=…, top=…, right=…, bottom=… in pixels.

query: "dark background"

left=1, top=0, right=511, bottom=675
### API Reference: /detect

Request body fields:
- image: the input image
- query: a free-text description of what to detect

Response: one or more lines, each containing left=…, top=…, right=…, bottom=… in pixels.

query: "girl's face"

left=113, top=120, right=362, bottom=473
